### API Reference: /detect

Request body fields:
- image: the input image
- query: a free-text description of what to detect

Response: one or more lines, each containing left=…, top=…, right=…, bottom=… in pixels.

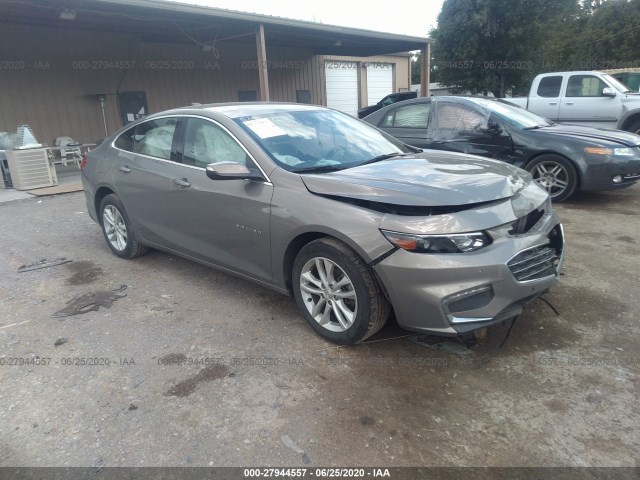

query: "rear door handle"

left=172, top=177, right=191, bottom=188
left=118, top=165, right=131, bottom=173
left=549, top=102, right=558, bottom=105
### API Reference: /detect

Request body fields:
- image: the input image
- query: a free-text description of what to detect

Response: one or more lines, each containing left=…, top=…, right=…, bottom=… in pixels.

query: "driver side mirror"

left=602, top=87, right=616, bottom=97
left=206, top=162, right=263, bottom=181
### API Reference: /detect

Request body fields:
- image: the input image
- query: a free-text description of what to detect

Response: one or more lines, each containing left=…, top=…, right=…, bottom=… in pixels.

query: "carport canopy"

left=0, top=0, right=432, bottom=100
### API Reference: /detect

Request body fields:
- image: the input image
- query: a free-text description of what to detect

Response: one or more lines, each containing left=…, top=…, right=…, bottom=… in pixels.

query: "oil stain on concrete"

left=165, top=365, right=229, bottom=397
left=66, top=261, right=103, bottom=285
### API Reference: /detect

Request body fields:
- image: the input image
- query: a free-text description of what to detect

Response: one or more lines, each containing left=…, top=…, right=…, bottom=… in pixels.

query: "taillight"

left=80, top=155, right=88, bottom=170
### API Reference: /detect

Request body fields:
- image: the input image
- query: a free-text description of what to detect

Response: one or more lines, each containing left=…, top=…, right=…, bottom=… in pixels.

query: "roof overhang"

left=0, top=0, right=430, bottom=56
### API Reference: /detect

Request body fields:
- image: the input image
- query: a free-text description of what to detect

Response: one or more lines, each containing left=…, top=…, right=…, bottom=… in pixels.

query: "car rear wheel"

left=526, top=155, right=578, bottom=202
left=99, top=194, right=149, bottom=259
left=292, top=238, right=390, bottom=345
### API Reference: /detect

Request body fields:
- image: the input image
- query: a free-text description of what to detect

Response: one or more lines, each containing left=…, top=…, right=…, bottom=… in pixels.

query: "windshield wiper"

left=293, top=164, right=345, bottom=174
left=404, top=144, right=423, bottom=153
left=357, top=152, right=412, bottom=167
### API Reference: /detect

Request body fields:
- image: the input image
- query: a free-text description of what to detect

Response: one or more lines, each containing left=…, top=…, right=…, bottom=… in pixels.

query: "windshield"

left=234, top=109, right=409, bottom=172
left=472, top=98, right=555, bottom=129
left=601, top=73, right=635, bottom=93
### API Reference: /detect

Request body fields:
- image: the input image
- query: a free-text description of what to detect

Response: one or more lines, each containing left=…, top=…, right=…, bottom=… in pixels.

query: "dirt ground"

left=0, top=186, right=638, bottom=468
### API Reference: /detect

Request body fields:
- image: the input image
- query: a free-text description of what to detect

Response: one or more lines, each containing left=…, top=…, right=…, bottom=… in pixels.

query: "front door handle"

left=118, top=165, right=131, bottom=173
left=549, top=102, right=558, bottom=105
left=172, top=177, right=191, bottom=188
left=565, top=102, right=574, bottom=105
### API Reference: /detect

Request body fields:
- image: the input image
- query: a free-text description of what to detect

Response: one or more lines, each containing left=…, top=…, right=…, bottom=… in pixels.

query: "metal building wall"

left=0, top=22, right=410, bottom=145
left=0, top=24, right=319, bottom=144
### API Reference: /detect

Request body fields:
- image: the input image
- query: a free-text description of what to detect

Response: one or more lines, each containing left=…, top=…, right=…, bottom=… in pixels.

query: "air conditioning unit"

left=5, top=148, right=58, bottom=190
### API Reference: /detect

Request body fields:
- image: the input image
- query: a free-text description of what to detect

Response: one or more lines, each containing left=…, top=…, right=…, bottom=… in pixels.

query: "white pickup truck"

left=509, top=71, right=640, bottom=134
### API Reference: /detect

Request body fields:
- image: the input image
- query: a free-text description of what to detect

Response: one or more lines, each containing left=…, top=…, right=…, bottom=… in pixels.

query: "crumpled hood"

left=537, top=124, right=640, bottom=147
left=300, top=151, right=531, bottom=206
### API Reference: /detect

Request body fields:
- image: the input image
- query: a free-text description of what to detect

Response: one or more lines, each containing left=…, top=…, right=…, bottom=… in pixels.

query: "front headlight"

left=613, top=147, right=636, bottom=156
left=381, top=230, right=492, bottom=253
left=584, top=146, right=636, bottom=156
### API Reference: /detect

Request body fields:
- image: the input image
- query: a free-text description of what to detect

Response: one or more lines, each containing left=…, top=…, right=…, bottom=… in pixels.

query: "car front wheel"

left=99, top=194, right=149, bottom=259
left=626, top=119, right=640, bottom=136
left=292, top=238, right=390, bottom=345
left=526, top=155, right=578, bottom=202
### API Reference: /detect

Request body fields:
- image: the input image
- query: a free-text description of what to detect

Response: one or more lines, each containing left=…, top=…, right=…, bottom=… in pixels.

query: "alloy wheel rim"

left=103, top=205, right=128, bottom=251
left=299, top=257, right=357, bottom=332
left=531, top=161, right=569, bottom=198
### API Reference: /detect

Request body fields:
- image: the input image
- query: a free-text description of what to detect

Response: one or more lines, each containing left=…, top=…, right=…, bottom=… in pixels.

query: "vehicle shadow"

left=558, top=185, right=639, bottom=209
left=554, top=188, right=639, bottom=220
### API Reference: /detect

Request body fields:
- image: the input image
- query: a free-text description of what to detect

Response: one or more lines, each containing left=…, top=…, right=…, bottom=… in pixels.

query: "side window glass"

left=566, top=75, right=608, bottom=97
left=114, top=125, right=136, bottom=152
left=392, top=103, right=430, bottom=128
left=130, top=118, right=178, bottom=160
left=380, top=96, right=394, bottom=106
left=432, top=102, right=488, bottom=140
left=380, top=110, right=395, bottom=127
left=183, top=118, right=249, bottom=169
left=537, top=76, right=563, bottom=98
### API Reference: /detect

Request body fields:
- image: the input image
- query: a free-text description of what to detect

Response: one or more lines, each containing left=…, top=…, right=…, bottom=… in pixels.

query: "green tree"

left=411, top=51, right=442, bottom=86
left=544, top=0, right=640, bottom=71
left=411, top=51, right=421, bottom=85
left=431, top=0, right=579, bottom=97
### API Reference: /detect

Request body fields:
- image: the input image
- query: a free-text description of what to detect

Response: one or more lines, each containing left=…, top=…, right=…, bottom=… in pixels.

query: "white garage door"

left=325, top=62, right=359, bottom=116
left=367, top=64, right=393, bottom=106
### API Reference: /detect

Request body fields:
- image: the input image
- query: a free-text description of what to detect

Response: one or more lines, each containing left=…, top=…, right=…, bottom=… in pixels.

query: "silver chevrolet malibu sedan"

left=81, top=103, right=564, bottom=345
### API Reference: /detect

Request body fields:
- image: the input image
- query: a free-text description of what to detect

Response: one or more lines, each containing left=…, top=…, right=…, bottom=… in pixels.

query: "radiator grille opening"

left=508, top=246, right=557, bottom=281
left=508, top=225, right=563, bottom=282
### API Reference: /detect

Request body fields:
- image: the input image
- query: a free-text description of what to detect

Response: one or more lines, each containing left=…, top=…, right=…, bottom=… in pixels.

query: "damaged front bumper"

left=374, top=193, right=564, bottom=336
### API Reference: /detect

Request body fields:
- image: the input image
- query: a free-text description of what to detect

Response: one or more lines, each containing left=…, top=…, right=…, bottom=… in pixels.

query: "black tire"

left=99, top=194, right=149, bottom=259
left=292, top=238, right=390, bottom=345
left=625, top=119, right=640, bottom=136
left=525, top=154, right=578, bottom=202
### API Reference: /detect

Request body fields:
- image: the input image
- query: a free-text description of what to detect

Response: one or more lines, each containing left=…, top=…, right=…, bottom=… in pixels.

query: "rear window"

left=537, top=76, right=563, bottom=98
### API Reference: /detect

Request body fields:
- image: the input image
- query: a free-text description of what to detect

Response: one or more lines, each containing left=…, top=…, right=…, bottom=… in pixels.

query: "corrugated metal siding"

left=0, top=24, right=319, bottom=144
left=0, top=23, right=410, bottom=145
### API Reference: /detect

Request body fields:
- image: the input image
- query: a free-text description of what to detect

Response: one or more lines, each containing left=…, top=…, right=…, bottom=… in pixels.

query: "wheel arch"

left=94, top=186, right=116, bottom=225
left=620, top=112, right=640, bottom=133
left=281, top=229, right=378, bottom=293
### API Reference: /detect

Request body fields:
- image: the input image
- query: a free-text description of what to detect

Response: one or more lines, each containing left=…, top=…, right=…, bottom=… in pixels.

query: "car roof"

left=361, top=95, right=504, bottom=121
left=157, top=102, right=326, bottom=119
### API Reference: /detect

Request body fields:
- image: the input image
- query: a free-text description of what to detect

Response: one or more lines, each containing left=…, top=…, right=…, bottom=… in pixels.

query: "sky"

left=173, top=0, right=444, bottom=37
